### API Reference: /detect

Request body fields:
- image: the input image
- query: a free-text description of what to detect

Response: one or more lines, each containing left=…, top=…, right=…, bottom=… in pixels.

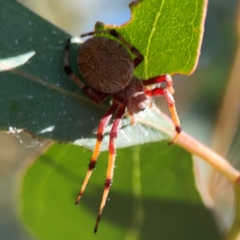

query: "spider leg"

left=145, top=86, right=181, bottom=144
left=94, top=104, right=126, bottom=233
left=75, top=101, right=119, bottom=205
left=64, top=38, right=109, bottom=103
left=126, top=109, right=137, bottom=125
left=142, top=74, right=175, bottom=94
left=81, top=30, right=144, bottom=68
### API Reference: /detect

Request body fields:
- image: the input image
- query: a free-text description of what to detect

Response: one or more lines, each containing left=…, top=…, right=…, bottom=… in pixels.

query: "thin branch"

left=136, top=106, right=240, bottom=185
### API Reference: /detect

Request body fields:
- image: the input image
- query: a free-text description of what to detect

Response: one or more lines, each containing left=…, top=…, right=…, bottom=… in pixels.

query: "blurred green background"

left=0, top=0, right=240, bottom=239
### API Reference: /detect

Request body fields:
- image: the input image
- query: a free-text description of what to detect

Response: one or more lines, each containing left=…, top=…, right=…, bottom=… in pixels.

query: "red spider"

left=64, top=29, right=181, bottom=233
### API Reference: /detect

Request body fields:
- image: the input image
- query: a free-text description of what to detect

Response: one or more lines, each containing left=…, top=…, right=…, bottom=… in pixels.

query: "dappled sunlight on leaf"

left=0, top=51, right=35, bottom=71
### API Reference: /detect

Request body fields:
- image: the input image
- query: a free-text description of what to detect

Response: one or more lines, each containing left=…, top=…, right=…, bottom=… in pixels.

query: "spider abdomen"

left=78, top=37, right=134, bottom=93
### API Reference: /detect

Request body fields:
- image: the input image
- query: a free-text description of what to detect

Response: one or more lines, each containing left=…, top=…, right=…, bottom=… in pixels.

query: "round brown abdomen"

left=78, top=37, right=134, bottom=93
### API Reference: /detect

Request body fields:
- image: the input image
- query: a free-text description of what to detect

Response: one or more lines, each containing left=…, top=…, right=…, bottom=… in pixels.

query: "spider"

left=64, top=29, right=181, bottom=233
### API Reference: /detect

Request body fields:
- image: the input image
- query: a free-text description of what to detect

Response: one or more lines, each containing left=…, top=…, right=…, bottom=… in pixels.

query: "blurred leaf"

left=20, top=142, right=220, bottom=240
left=223, top=184, right=240, bottom=240
left=0, top=0, right=206, bottom=150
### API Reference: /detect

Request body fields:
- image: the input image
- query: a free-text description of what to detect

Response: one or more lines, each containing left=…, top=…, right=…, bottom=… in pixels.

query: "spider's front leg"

left=94, top=103, right=126, bottom=233
left=81, top=29, right=144, bottom=68
left=143, top=74, right=182, bottom=144
left=75, top=102, right=119, bottom=205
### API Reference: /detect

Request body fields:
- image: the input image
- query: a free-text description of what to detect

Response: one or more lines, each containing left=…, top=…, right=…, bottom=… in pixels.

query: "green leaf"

left=19, top=142, right=220, bottom=240
left=0, top=0, right=206, bottom=149
left=98, top=0, right=206, bottom=78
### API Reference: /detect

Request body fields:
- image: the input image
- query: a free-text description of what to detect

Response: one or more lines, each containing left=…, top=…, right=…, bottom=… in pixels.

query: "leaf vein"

left=183, top=0, right=200, bottom=72
left=144, top=0, right=166, bottom=79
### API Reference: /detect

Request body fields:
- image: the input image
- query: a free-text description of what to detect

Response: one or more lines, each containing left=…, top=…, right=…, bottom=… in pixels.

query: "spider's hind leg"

left=94, top=104, right=126, bottom=233
left=143, top=74, right=181, bottom=144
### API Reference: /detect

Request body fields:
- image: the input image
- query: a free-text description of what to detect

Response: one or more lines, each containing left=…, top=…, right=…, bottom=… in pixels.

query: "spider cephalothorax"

left=64, top=29, right=181, bottom=233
